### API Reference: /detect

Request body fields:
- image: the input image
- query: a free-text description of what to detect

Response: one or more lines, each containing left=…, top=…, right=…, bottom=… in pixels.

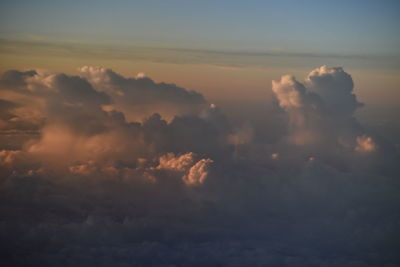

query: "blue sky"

left=1, top=0, right=399, bottom=56
left=1, top=0, right=399, bottom=108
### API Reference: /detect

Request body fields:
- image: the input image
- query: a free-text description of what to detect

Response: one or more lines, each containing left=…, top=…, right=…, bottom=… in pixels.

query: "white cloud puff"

left=272, top=75, right=306, bottom=109
left=355, top=135, right=377, bottom=152
left=157, top=152, right=197, bottom=172
left=183, top=158, right=213, bottom=186
left=156, top=152, right=213, bottom=186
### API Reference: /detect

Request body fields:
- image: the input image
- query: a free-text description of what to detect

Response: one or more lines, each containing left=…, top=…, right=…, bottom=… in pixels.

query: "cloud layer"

left=1, top=66, right=399, bottom=266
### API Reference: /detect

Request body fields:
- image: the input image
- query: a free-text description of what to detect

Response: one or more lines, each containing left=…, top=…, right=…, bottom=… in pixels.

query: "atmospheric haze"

left=1, top=65, right=399, bottom=266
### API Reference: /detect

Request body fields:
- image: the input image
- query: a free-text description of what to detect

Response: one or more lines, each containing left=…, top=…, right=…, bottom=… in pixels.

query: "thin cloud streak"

left=1, top=38, right=398, bottom=70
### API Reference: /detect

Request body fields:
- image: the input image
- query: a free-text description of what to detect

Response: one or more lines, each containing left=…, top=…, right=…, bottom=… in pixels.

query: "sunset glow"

left=1, top=1, right=399, bottom=266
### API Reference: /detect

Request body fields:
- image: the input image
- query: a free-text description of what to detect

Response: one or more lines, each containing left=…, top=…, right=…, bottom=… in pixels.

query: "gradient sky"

left=1, top=0, right=399, bottom=106
left=1, top=0, right=400, bottom=53
left=2, top=2, right=400, bottom=265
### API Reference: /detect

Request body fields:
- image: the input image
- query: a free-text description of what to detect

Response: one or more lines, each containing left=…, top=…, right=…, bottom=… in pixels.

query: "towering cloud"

left=305, top=65, right=363, bottom=117
left=271, top=65, right=373, bottom=162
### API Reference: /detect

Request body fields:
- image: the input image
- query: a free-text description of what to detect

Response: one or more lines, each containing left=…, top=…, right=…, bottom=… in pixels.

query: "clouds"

left=272, top=75, right=308, bottom=110
left=355, top=135, right=377, bottom=153
left=0, top=67, right=228, bottom=172
left=1, top=66, right=399, bottom=266
left=2, top=38, right=396, bottom=72
left=156, top=152, right=213, bottom=186
left=0, top=69, right=112, bottom=138
left=305, top=65, right=363, bottom=117
left=79, top=66, right=208, bottom=122
left=272, top=65, right=369, bottom=155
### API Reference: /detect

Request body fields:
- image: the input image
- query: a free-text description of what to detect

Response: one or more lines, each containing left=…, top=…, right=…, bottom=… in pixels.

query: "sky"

left=1, top=1, right=400, bottom=266
left=1, top=0, right=400, bottom=106
left=1, top=0, right=399, bottom=53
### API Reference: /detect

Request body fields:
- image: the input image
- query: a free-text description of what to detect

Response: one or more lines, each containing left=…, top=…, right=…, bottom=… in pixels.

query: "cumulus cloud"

left=1, top=65, right=399, bottom=266
left=184, top=158, right=213, bottom=186
left=271, top=65, right=367, bottom=155
left=272, top=74, right=308, bottom=110
left=355, top=135, right=377, bottom=153
left=79, top=66, right=208, bottom=122
left=305, top=65, right=363, bottom=117
left=157, top=152, right=198, bottom=172
left=0, top=67, right=230, bottom=172
left=155, top=152, right=213, bottom=186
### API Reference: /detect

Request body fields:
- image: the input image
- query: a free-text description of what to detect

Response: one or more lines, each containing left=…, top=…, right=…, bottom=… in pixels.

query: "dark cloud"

left=0, top=99, right=18, bottom=121
left=0, top=66, right=399, bottom=266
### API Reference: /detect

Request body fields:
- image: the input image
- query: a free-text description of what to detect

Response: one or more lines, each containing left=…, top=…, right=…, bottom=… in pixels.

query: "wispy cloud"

left=1, top=38, right=398, bottom=70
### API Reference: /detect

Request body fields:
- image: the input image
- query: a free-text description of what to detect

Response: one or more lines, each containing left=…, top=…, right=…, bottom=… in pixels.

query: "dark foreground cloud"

left=0, top=66, right=399, bottom=267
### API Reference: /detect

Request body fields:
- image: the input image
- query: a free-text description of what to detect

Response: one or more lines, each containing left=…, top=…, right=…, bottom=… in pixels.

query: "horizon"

left=1, top=1, right=400, bottom=266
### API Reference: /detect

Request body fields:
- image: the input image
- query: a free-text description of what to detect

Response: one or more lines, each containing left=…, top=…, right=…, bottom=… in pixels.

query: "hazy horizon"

left=1, top=1, right=400, bottom=266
